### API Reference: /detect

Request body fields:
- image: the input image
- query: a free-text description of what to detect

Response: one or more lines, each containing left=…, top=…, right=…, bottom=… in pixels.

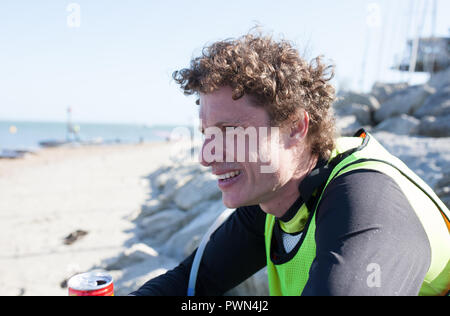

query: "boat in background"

left=38, top=139, right=69, bottom=148
left=0, top=149, right=25, bottom=159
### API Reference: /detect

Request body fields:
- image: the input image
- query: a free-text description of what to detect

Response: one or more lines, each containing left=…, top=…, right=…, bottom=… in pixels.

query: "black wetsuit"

left=131, top=162, right=431, bottom=296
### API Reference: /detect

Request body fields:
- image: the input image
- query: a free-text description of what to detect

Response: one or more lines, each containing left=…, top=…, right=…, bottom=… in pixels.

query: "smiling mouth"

left=215, top=170, right=241, bottom=180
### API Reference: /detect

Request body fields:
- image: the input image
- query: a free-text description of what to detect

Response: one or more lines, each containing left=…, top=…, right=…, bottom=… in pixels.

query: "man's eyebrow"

left=201, top=120, right=244, bottom=129
left=200, top=118, right=251, bottom=134
left=214, top=120, right=245, bottom=127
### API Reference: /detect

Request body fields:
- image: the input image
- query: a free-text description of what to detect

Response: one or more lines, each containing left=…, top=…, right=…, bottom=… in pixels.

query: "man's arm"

left=130, top=205, right=267, bottom=296
left=302, top=169, right=431, bottom=296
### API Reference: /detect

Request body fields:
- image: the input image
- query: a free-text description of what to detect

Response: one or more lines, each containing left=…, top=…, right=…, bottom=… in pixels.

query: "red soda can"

left=68, top=271, right=114, bottom=296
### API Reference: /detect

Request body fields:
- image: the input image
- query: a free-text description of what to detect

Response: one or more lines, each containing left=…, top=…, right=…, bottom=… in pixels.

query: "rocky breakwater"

left=334, top=67, right=450, bottom=137
left=334, top=67, right=450, bottom=208
left=96, top=154, right=268, bottom=296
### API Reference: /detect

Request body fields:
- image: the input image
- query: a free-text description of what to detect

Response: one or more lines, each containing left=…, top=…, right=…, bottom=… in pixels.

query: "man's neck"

left=259, top=154, right=318, bottom=218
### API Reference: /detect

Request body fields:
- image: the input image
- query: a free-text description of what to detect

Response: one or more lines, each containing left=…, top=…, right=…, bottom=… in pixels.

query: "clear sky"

left=0, top=0, right=448, bottom=125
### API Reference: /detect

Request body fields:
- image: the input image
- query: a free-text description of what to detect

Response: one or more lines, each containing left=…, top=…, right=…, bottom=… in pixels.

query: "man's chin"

left=222, top=195, right=244, bottom=209
left=221, top=193, right=255, bottom=209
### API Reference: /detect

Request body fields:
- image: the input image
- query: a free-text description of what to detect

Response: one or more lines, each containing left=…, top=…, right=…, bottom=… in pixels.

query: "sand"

left=0, top=142, right=174, bottom=296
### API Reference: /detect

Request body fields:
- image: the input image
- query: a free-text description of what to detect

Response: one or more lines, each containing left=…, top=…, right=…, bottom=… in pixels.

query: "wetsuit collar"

left=278, top=158, right=328, bottom=223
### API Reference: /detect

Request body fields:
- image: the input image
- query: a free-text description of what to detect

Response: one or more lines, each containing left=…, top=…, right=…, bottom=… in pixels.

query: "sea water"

left=0, top=120, right=181, bottom=150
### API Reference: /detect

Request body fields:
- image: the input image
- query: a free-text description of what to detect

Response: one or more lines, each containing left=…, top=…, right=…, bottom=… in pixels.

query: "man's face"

left=199, top=86, right=295, bottom=209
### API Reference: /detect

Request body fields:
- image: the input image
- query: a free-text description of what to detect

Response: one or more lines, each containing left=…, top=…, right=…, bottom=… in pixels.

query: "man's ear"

left=288, top=110, right=309, bottom=144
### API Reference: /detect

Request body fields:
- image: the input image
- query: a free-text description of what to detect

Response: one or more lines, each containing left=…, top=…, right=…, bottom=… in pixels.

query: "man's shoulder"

left=316, top=168, right=428, bottom=246
left=318, top=168, right=408, bottom=216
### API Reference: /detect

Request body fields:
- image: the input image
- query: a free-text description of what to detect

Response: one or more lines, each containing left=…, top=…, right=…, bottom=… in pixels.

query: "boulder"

left=154, top=164, right=200, bottom=202
left=414, top=84, right=450, bottom=118
left=137, top=208, right=188, bottom=244
left=173, top=172, right=221, bottom=210
left=154, top=162, right=203, bottom=189
left=434, top=172, right=450, bottom=209
left=162, top=200, right=225, bottom=259
left=104, top=243, right=159, bottom=270
left=439, top=196, right=450, bottom=211
left=109, top=254, right=178, bottom=296
left=373, top=114, right=420, bottom=135
left=373, top=131, right=450, bottom=188
left=371, top=82, right=409, bottom=103
left=428, top=67, right=450, bottom=90
left=335, top=115, right=362, bottom=136
left=374, top=84, right=436, bottom=123
left=417, top=114, right=450, bottom=137
left=135, top=199, right=167, bottom=220
left=334, top=103, right=372, bottom=126
left=333, top=91, right=380, bottom=112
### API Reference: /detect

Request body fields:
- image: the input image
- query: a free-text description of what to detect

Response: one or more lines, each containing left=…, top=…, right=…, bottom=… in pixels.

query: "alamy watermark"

left=366, top=263, right=381, bottom=288
left=366, top=2, right=382, bottom=28
left=168, top=120, right=281, bottom=174
left=67, top=3, right=81, bottom=28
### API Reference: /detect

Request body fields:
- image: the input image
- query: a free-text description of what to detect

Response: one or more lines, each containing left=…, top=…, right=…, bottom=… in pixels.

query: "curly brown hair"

left=173, top=32, right=336, bottom=160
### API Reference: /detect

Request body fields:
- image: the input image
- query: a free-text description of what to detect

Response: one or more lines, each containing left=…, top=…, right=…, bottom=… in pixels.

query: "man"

left=131, top=32, right=450, bottom=296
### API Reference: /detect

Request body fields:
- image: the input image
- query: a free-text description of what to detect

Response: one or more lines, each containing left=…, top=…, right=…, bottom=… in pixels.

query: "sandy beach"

left=0, top=142, right=174, bottom=296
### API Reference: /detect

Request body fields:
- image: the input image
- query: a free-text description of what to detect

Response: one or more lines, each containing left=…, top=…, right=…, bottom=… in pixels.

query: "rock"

left=137, top=208, right=188, bottom=244
left=439, top=196, right=450, bottom=210
left=136, top=199, right=167, bottom=220
left=334, top=103, right=372, bottom=126
left=417, top=114, right=450, bottom=137
left=148, top=164, right=171, bottom=188
left=373, top=114, right=420, bottom=135
left=173, top=172, right=221, bottom=210
left=63, top=229, right=88, bottom=245
left=373, top=131, right=450, bottom=188
left=371, top=82, right=409, bottom=103
left=104, top=243, right=159, bottom=270
left=333, top=91, right=380, bottom=112
left=153, top=162, right=200, bottom=189
left=113, top=267, right=169, bottom=296
left=374, top=84, right=436, bottom=123
left=183, top=235, right=202, bottom=259
left=435, top=172, right=450, bottom=189
left=414, top=84, right=450, bottom=118
left=434, top=172, right=450, bottom=209
left=109, top=254, right=178, bottom=296
left=335, top=115, right=362, bottom=136
left=155, top=165, right=199, bottom=202
left=162, top=200, right=225, bottom=259
left=428, top=67, right=450, bottom=90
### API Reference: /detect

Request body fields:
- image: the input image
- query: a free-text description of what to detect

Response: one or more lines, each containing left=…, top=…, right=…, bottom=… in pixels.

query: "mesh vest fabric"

left=265, top=211, right=317, bottom=296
